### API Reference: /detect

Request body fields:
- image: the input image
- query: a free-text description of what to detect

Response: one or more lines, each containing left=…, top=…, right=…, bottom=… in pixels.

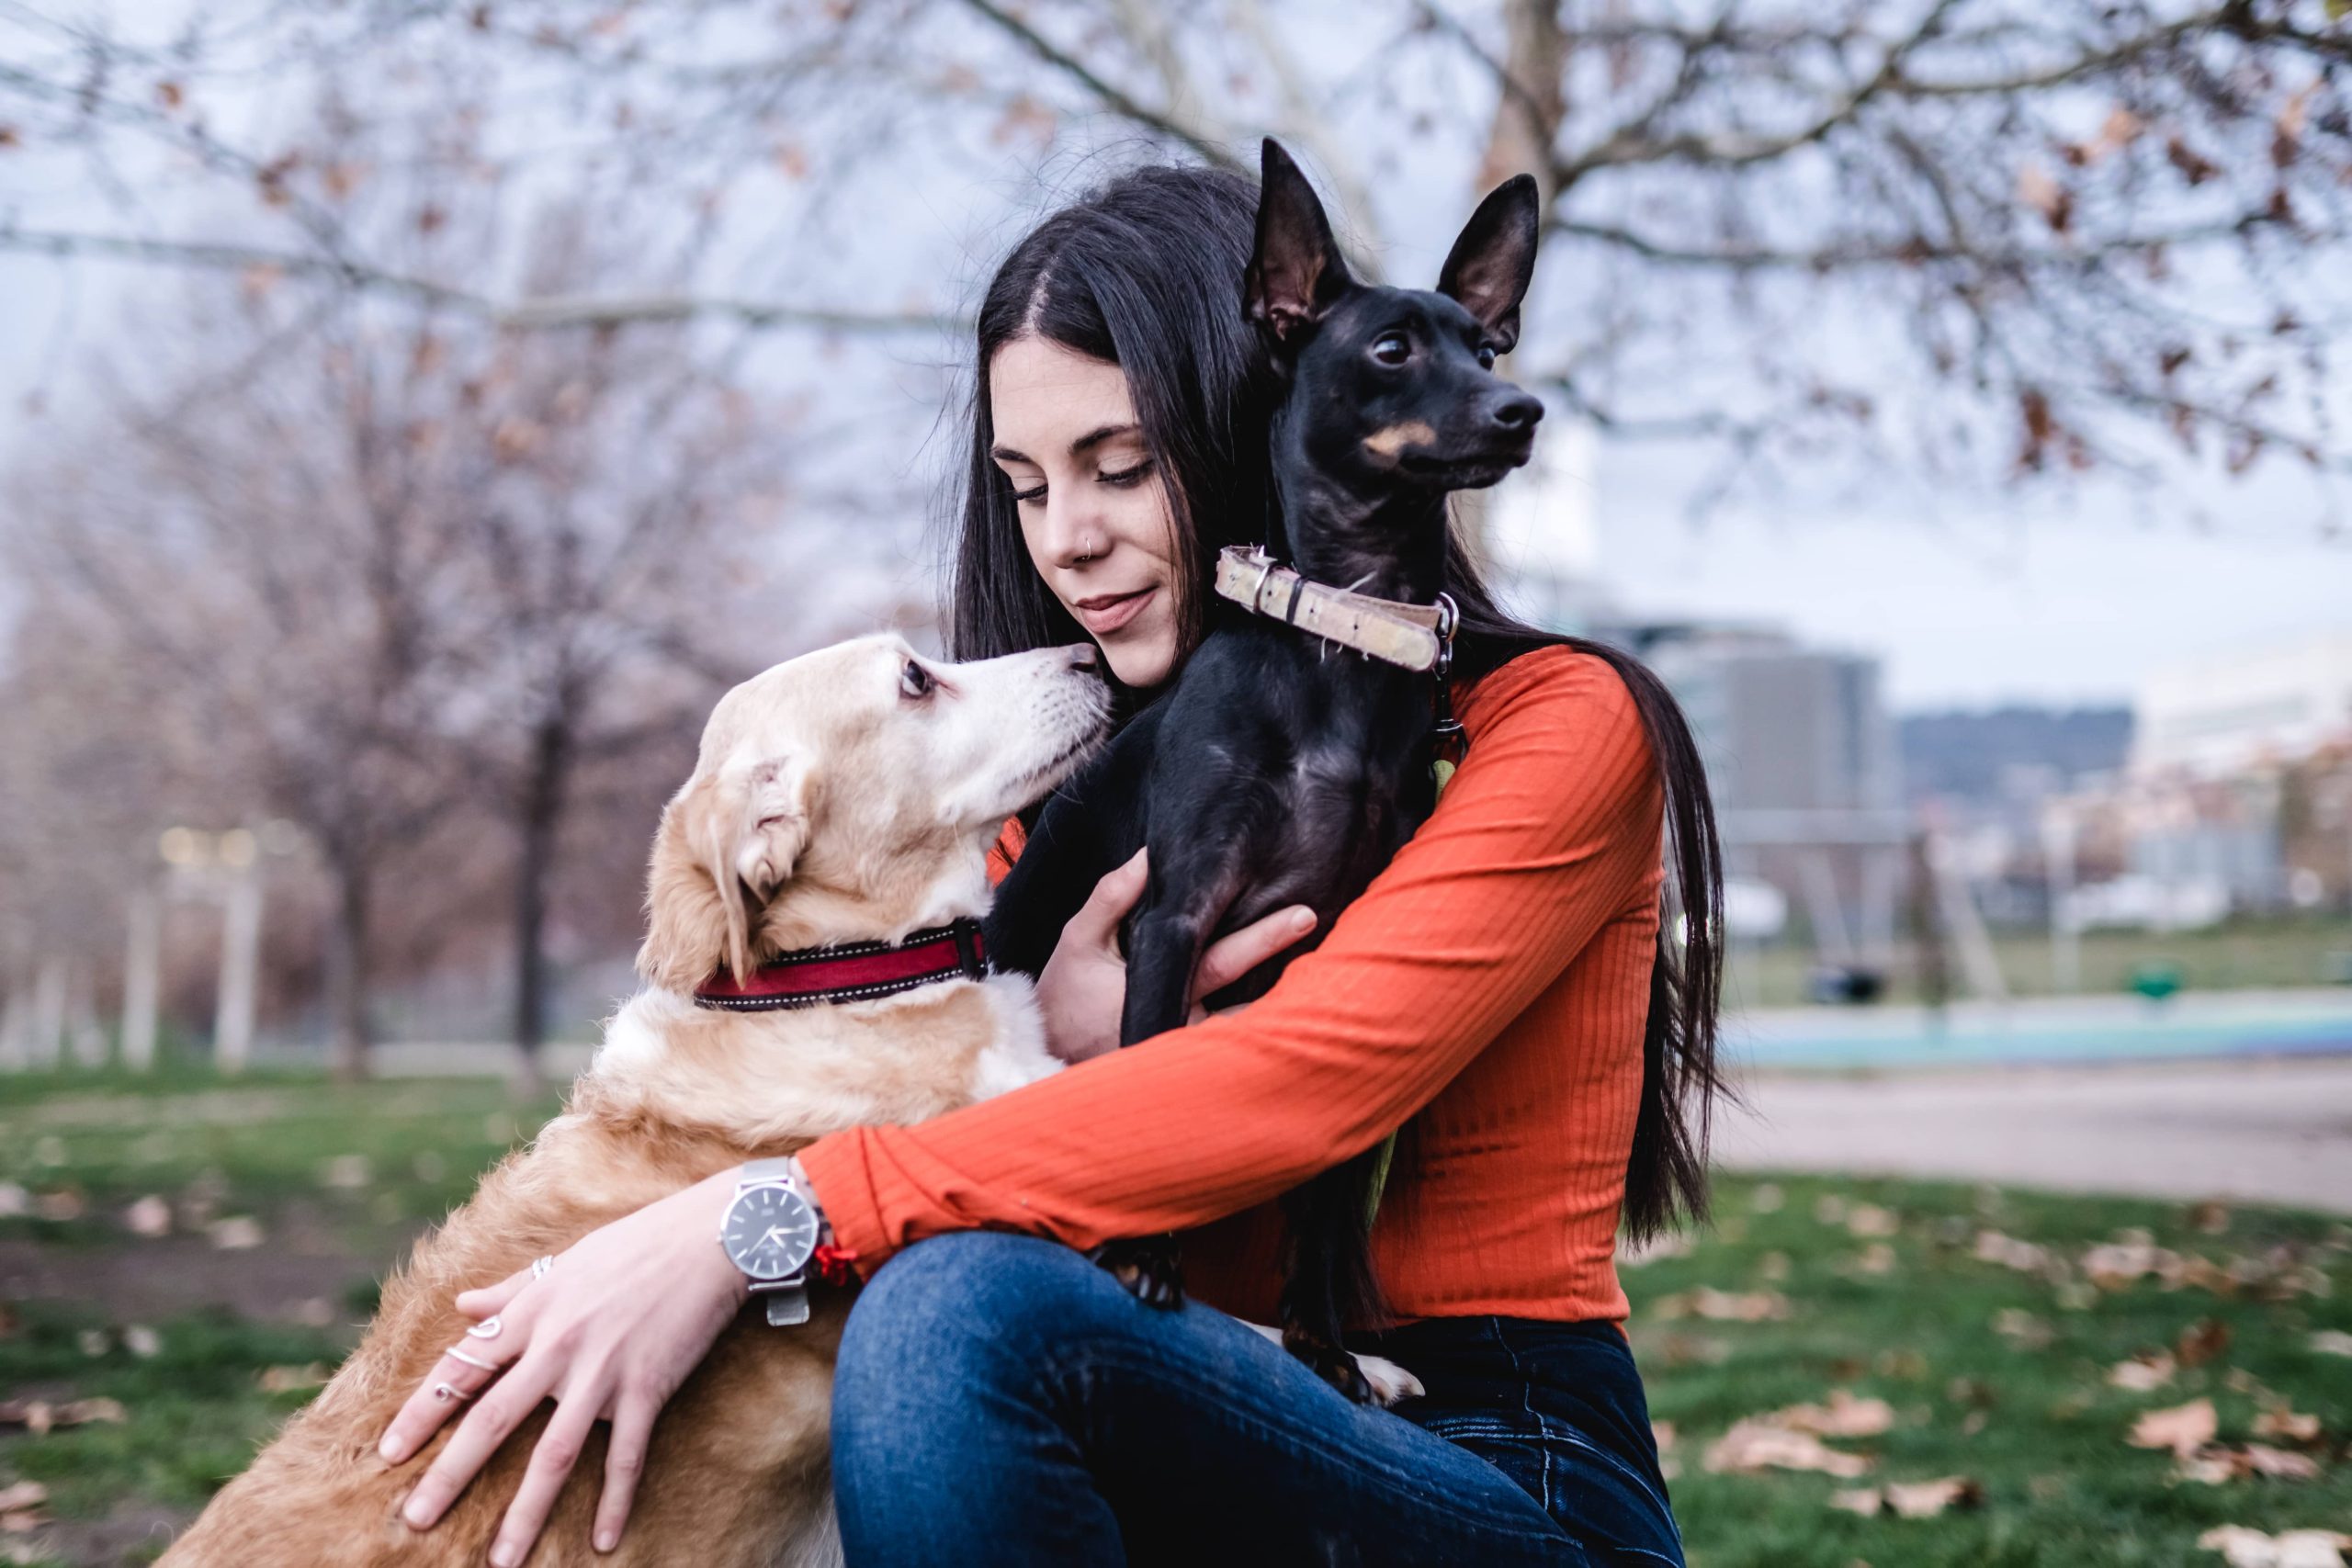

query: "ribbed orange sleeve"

left=796, top=646, right=1661, bottom=1288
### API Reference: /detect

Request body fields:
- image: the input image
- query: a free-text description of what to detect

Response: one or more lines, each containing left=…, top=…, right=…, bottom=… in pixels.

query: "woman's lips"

left=1072, top=586, right=1154, bottom=637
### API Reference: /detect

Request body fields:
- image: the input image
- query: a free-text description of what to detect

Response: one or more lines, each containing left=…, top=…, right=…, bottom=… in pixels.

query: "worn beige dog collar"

left=1212, top=546, right=1456, bottom=673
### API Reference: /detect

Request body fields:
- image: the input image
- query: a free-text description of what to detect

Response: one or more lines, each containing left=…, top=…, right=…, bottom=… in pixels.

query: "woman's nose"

left=1037, top=494, right=1106, bottom=570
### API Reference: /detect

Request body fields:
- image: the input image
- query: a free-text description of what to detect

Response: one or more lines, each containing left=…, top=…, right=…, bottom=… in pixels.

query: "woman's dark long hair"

left=947, top=162, right=1725, bottom=1242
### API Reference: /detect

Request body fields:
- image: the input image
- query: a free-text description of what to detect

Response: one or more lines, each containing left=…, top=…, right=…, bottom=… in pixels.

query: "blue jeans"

left=831, top=1233, right=1683, bottom=1566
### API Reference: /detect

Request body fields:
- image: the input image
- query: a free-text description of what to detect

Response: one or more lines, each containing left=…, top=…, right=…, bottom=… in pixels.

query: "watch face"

left=722, top=1184, right=819, bottom=1281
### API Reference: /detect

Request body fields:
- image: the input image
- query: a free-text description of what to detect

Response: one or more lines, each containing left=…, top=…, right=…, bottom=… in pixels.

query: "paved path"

left=1718, top=1055, right=2352, bottom=1213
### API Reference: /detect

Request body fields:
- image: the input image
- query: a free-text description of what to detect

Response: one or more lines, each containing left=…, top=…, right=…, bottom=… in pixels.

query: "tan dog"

left=161, top=635, right=1109, bottom=1567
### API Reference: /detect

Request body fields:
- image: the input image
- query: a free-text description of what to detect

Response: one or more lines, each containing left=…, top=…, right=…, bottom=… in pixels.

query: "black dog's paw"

left=1283, top=1323, right=1374, bottom=1404
left=1089, top=1235, right=1184, bottom=1309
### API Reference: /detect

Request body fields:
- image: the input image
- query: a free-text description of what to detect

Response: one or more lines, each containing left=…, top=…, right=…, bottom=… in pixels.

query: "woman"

left=378, top=161, right=1723, bottom=1567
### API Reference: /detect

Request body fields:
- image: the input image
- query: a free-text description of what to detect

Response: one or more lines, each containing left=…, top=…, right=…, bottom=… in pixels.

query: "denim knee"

left=836, top=1232, right=1082, bottom=1412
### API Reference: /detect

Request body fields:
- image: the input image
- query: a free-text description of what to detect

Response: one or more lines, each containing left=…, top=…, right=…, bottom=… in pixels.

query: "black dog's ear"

left=1436, top=173, right=1540, bottom=354
left=1244, top=139, right=1354, bottom=350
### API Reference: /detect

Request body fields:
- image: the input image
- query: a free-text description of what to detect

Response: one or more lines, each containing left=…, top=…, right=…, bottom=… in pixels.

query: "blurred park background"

left=2, top=1, right=2351, bottom=1562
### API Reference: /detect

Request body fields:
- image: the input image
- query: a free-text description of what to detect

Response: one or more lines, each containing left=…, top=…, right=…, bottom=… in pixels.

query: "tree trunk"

left=324, top=859, right=373, bottom=1082
left=509, top=714, right=573, bottom=1100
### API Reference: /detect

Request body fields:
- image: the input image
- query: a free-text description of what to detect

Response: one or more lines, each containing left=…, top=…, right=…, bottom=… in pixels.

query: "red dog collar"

left=694, top=919, right=988, bottom=1011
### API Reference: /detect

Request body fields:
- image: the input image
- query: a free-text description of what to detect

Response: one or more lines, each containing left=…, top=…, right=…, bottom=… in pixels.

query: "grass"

left=0, top=1073, right=2346, bottom=1565
left=1727, top=913, right=2352, bottom=1008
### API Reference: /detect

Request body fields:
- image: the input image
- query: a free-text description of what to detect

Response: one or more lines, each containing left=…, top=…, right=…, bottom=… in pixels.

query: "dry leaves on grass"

left=258, top=1363, right=332, bottom=1393
left=208, top=1215, right=265, bottom=1250
left=2251, top=1406, right=2322, bottom=1443
left=1994, top=1308, right=2054, bottom=1349
left=2128, top=1397, right=2218, bottom=1458
left=2109, top=1351, right=2177, bottom=1391
left=0, top=1483, right=44, bottom=1526
left=2310, top=1330, right=2352, bottom=1358
left=2198, top=1526, right=2352, bottom=1567
left=0, top=1397, right=127, bottom=1437
left=121, top=1194, right=171, bottom=1237
left=1703, top=1390, right=1894, bottom=1479
left=1705, top=1420, right=1872, bottom=1479
left=1648, top=1287, right=1791, bottom=1323
left=1829, top=1477, right=1984, bottom=1518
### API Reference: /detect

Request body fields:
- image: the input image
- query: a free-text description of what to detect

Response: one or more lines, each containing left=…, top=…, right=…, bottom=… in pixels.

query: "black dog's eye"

left=1476, top=344, right=1498, bottom=370
left=1372, top=333, right=1409, bottom=366
left=900, top=659, right=936, bottom=700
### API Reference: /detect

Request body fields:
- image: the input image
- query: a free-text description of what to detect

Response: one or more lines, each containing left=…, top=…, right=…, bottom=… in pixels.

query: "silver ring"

left=466, top=1315, right=503, bottom=1339
left=530, top=1255, right=555, bottom=1280
left=432, top=1382, right=473, bottom=1404
left=447, top=1347, right=496, bottom=1371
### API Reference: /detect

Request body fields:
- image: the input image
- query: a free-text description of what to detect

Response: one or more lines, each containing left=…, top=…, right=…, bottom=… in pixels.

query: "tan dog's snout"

left=639, top=635, right=1109, bottom=990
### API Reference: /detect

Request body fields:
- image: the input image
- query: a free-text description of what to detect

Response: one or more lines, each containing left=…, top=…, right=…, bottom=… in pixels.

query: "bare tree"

left=5, top=1, right=2346, bottom=505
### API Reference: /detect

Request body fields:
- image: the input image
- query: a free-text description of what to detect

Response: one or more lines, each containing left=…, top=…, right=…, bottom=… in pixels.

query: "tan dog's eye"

left=900, top=659, right=936, bottom=700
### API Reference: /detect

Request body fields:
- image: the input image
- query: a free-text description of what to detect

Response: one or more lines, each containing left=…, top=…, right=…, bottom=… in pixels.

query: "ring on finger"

left=447, top=1346, right=497, bottom=1372
left=530, top=1255, right=555, bottom=1280
left=432, top=1382, right=474, bottom=1404
left=467, top=1315, right=503, bottom=1340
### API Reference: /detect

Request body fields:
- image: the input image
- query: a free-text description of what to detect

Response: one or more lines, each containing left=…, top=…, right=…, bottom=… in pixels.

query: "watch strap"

left=761, top=1282, right=810, bottom=1326
left=740, top=1156, right=797, bottom=1186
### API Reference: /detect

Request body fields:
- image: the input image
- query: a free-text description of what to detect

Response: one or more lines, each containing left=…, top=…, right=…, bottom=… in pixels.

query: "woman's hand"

left=377, top=1168, right=751, bottom=1565
left=1035, top=848, right=1317, bottom=1065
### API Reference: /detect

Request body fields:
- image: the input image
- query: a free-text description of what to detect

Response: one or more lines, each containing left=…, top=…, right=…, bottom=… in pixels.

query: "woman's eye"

left=1011, top=482, right=1046, bottom=506
left=1099, top=460, right=1152, bottom=488
left=1476, top=344, right=1498, bottom=370
left=1373, top=333, right=1409, bottom=366
left=900, top=660, right=936, bottom=699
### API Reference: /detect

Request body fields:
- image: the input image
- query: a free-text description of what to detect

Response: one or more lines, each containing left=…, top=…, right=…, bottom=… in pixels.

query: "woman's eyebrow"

left=990, top=423, right=1139, bottom=467
left=1068, top=423, right=1138, bottom=456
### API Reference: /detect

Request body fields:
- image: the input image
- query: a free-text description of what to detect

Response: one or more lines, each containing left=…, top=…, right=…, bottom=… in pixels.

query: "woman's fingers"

left=1076, top=850, right=1149, bottom=952
left=378, top=1311, right=529, bottom=1463
left=488, top=1391, right=605, bottom=1568
left=592, top=1393, right=660, bottom=1552
left=456, top=1268, right=533, bottom=1321
left=1191, top=905, right=1317, bottom=1007
left=401, top=1348, right=562, bottom=1531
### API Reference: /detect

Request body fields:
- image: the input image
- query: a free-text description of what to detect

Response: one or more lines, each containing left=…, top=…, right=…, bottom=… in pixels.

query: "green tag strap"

left=1362, top=1130, right=1398, bottom=1230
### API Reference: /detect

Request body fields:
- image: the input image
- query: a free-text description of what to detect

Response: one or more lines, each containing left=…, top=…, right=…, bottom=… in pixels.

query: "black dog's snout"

left=1488, top=392, right=1544, bottom=433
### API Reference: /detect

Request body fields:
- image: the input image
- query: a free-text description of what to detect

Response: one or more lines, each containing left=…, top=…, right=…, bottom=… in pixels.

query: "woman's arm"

left=797, top=647, right=1662, bottom=1269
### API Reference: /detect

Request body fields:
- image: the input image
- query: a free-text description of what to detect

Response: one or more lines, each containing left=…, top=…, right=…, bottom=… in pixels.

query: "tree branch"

left=0, top=228, right=963, bottom=334
left=955, top=0, right=1248, bottom=174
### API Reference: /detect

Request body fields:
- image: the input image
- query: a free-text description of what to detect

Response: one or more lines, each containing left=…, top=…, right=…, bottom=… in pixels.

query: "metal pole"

left=2043, top=807, right=2080, bottom=995
left=216, top=874, right=263, bottom=1075
left=122, top=888, right=161, bottom=1072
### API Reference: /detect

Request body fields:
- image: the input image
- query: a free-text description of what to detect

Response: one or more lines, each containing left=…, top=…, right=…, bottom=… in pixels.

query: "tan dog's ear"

left=639, top=756, right=811, bottom=989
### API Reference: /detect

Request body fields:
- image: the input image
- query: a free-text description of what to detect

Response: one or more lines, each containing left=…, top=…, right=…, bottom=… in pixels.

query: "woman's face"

left=989, top=334, right=1182, bottom=690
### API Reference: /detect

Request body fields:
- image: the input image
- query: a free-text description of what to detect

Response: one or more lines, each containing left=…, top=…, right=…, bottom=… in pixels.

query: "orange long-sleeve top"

left=795, top=644, right=1664, bottom=1325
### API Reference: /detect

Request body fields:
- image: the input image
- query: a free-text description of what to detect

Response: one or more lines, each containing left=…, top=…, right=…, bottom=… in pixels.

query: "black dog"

left=988, top=140, right=1543, bottom=1399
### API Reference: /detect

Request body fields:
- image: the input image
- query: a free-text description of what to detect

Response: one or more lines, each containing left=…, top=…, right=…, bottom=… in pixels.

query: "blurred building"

left=2047, top=629, right=2352, bottom=924
left=2133, top=629, right=2352, bottom=774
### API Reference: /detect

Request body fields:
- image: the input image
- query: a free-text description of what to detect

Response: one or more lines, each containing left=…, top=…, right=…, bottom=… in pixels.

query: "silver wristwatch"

left=718, top=1158, right=823, bottom=1326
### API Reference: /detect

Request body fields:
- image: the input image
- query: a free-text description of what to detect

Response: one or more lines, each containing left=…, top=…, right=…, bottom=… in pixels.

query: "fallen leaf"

left=122, top=1194, right=171, bottom=1237
left=1847, top=1204, right=1899, bottom=1237
left=2109, top=1352, right=2177, bottom=1391
left=2309, top=1330, right=2352, bottom=1358
left=0, top=1486, right=42, bottom=1516
left=1652, top=1288, right=1791, bottom=1323
left=1704, top=1419, right=1871, bottom=1478
left=320, top=1155, right=373, bottom=1190
left=75, top=1329, right=108, bottom=1358
left=2243, top=1444, right=2322, bottom=1481
left=0, top=1184, right=26, bottom=1218
left=1853, top=1243, right=1896, bottom=1275
left=1973, top=1230, right=2050, bottom=1272
left=1829, top=1486, right=1882, bottom=1516
left=258, top=1363, right=331, bottom=1393
left=1888, top=1477, right=1983, bottom=1517
left=2198, top=1524, right=2352, bottom=1567
left=1773, top=1390, right=1896, bottom=1438
left=2130, top=1397, right=2217, bottom=1458
left=2251, top=1406, right=2321, bottom=1443
left=2178, top=1319, right=2233, bottom=1367
left=209, top=1216, right=265, bottom=1250
left=54, top=1397, right=124, bottom=1427
left=123, top=1325, right=161, bottom=1359
left=33, top=1190, right=83, bottom=1224
left=1995, top=1309, right=2054, bottom=1349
